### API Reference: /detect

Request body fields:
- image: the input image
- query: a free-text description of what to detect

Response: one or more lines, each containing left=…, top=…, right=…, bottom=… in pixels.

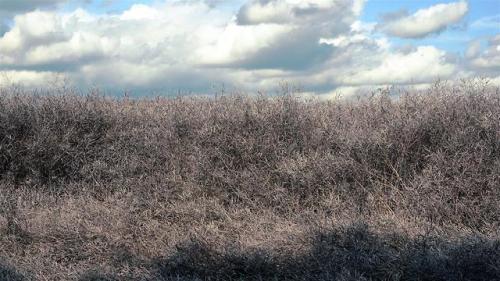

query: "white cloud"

left=195, top=23, right=294, bottom=65
left=24, top=31, right=117, bottom=65
left=0, top=10, right=69, bottom=56
left=320, top=34, right=369, bottom=48
left=0, top=0, right=486, bottom=95
left=337, top=46, right=457, bottom=86
left=0, top=70, right=60, bottom=87
left=467, top=35, right=500, bottom=70
left=120, top=4, right=162, bottom=20
left=0, top=3, right=226, bottom=68
left=488, top=75, right=500, bottom=86
left=379, top=1, right=468, bottom=38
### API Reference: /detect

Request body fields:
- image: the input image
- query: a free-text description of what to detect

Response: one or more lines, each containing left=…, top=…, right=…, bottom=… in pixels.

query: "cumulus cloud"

left=0, top=0, right=481, bottom=95
left=0, top=11, right=68, bottom=56
left=2, top=1, right=286, bottom=90
left=467, top=35, right=500, bottom=71
left=337, top=46, right=457, bottom=85
left=0, top=70, right=60, bottom=87
left=237, top=0, right=365, bottom=25
left=0, top=0, right=367, bottom=88
left=202, top=0, right=367, bottom=70
left=378, top=1, right=468, bottom=38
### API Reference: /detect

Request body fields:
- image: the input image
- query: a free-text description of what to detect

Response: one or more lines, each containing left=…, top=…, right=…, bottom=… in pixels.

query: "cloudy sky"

left=0, top=0, right=499, bottom=96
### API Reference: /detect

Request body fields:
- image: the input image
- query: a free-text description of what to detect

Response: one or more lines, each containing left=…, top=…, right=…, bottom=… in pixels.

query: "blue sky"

left=0, top=0, right=499, bottom=96
left=361, top=0, right=499, bottom=54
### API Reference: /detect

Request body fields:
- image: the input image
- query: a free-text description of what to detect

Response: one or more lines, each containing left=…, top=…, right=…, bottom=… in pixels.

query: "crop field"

left=0, top=81, right=499, bottom=280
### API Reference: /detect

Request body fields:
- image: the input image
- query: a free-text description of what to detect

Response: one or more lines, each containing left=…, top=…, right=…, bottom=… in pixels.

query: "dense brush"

left=0, top=80, right=498, bottom=280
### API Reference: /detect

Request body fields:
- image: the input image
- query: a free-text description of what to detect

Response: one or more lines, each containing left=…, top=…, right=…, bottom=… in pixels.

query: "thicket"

left=0, top=80, right=498, bottom=280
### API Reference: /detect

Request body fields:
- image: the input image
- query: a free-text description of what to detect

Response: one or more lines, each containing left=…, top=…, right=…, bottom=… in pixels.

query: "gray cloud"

left=0, top=21, right=9, bottom=36
left=378, top=8, right=408, bottom=22
left=229, top=32, right=334, bottom=70
left=213, top=0, right=362, bottom=70
left=236, top=0, right=362, bottom=26
left=0, top=0, right=68, bottom=13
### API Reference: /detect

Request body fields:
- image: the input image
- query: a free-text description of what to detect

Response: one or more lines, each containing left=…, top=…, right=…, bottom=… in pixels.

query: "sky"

left=0, top=0, right=499, bottom=97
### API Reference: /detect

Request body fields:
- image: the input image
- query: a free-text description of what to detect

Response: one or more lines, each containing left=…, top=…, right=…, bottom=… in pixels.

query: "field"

left=0, top=81, right=499, bottom=280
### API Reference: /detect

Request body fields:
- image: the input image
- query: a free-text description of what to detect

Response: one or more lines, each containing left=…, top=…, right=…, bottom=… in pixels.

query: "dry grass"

left=0, top=80, right=499, bottom=280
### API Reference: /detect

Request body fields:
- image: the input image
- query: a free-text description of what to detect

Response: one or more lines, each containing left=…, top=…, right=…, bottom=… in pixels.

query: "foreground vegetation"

left=0, top=81, right=499, bottom=280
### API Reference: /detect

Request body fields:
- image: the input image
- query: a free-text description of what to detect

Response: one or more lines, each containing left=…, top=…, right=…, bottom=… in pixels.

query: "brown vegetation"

left=0, top=80, right=499, bottom=280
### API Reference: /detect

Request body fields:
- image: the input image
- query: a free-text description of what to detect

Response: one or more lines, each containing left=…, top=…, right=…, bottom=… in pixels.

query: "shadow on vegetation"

left=78, top=271, right=118, bottom=281
left=152, top=223, right=499, bottom=281
left=76, top=223, right=499, bottom=281
left=0, top=261, right=26, bottom=281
